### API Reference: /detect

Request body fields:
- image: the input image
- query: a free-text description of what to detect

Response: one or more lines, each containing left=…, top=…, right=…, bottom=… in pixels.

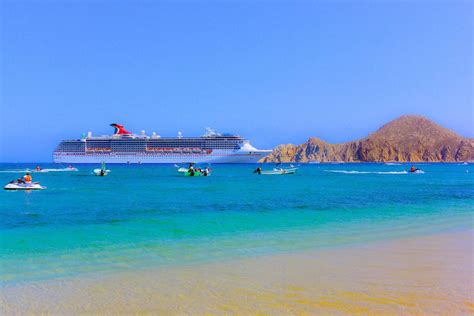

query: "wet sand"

left=2, top=230, right=473, bottom=315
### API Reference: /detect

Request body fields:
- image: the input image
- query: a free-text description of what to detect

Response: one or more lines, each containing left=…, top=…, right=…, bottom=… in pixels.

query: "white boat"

left=93, top=162, right=111, bottom=176
left=54, top=125, right=272, bottom=164
left=256, top=167, right=298, bottom=175
left=176, top=164, right=211, bottom=176
left=93, top=169, right=111, bottom=176
left=4, top=182, right=46, bottom=190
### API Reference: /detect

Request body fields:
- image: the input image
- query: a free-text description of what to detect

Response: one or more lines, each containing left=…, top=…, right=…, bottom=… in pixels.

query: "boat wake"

left=0, top=168, right=77, bottom=173
left=34, top=168, right=78, bottom=173
left=385, top=163, right=402, bottom=166
left=325, top=170, right=408, bottom=175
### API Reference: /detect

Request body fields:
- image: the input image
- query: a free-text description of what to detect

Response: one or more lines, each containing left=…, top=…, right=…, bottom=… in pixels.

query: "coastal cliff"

left=263, top=115, right=474, bottom=163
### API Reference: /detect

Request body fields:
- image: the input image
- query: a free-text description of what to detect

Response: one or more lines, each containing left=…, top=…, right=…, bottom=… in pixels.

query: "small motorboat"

left=4, top=181, right=46, bottom=190
left=182, top=167, right=211, bottom=177
left=93, top=169, right=111, bottom=176
left=254, top=167, right=298, bottom=175
left=177, top=163, right=211, bottom=176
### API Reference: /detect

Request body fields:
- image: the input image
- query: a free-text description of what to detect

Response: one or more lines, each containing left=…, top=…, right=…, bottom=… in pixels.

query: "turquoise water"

left=1, top=163, right=473, bottom=284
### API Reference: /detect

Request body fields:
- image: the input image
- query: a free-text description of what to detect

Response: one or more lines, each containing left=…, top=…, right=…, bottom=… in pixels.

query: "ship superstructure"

left=54, top=124, right=271, bottom=163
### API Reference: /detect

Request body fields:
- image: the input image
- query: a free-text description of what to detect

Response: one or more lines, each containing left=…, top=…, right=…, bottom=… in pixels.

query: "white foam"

left=0, top=168, right=77, bottom=173
left=0, top=169, right=31, bottom=173
left=35, top=168, right=78, bottom=172
left=325, top=170, right=408, bottom=175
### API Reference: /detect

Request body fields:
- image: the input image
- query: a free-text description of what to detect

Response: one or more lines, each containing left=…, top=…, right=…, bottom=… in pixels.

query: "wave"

left=325, top=170, right=408, bottom=175
left=385, top=163, right=402, bottom=166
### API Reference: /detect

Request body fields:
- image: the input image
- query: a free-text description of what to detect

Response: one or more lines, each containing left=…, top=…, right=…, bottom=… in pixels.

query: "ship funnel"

left=110, top=123, right=132, bottom=135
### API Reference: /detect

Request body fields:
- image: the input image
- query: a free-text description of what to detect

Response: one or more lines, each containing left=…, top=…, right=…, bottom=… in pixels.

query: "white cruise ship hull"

left=53, top=149, right=271, bottom=164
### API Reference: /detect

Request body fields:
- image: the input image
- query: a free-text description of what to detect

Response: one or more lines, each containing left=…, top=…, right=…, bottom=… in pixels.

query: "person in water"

left=23, top=172, right=32, bottom=183
left=187, top=163, right=195, bottom=175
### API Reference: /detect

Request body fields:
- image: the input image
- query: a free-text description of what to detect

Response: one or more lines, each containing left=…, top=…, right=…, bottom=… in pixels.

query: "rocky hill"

left=263, top=115, right=474, bottom=163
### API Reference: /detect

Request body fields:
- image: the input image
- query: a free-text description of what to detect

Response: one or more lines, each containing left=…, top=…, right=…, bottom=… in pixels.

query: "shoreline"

left=2, top=229, right=473, bottom=315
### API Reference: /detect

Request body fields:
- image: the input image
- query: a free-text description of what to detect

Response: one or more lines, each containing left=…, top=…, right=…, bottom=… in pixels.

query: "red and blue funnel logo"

left=110, top=123, right=132, bottom=135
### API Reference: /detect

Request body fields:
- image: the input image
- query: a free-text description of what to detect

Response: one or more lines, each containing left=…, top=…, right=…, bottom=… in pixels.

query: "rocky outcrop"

left=263, top=115, right=474, bottom=163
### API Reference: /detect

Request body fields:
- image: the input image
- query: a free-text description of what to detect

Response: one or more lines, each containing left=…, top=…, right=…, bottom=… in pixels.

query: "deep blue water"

left=0, top=163, right=473, bottom=284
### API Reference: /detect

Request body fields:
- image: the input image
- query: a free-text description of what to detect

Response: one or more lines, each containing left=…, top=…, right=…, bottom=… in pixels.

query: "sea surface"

left=0, top=163, right=473, bottom=284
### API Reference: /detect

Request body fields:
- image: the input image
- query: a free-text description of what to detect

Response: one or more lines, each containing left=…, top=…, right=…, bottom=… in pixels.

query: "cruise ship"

left=53, top=124, right=272, bottom=164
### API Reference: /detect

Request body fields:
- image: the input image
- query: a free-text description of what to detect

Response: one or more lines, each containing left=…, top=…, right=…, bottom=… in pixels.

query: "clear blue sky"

left=1, top=0, right=472, bottom=162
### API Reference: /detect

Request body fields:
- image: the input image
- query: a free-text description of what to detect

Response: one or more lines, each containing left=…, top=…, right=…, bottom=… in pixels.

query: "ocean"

left=1, top=163, right=473, bottom=285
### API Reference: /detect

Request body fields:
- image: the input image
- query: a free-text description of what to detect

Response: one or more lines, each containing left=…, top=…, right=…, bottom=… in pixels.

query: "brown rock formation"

left=263, top=115, right=474, bottom=163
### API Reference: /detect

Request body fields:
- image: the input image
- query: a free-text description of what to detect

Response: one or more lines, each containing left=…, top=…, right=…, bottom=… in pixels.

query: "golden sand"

left=1, top=230, right=473, bottom=315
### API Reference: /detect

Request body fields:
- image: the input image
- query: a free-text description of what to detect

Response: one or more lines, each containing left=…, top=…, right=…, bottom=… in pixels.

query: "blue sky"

left=1, top=0, right=472, bottom=162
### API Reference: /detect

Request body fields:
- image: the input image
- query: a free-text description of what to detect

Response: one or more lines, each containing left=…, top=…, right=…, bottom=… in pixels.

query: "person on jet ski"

left=23, top=172, right=32, bottom=183
left=253, top=167, right=262, bottom=175
left=409, top=166, right=419, bottom=173
left=100, top=169, right=105, bottom=176
left=35, top=166, right=42, bottom=171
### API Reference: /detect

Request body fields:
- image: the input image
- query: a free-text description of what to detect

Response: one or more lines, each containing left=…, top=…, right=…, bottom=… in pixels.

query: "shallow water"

left=0, top=163, right=473, bottom=284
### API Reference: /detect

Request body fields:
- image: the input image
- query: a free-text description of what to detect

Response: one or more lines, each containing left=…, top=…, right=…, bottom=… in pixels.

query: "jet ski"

left=4, top=181, right=46, bottom=190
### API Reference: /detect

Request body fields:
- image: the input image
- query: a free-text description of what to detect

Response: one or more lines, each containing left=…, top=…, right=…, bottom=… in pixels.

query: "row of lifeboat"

left=146, top=148, right=211, bottom=154
left=86, top=148, right=112, bottom=152
left=84, top=148, right=212, bottom=154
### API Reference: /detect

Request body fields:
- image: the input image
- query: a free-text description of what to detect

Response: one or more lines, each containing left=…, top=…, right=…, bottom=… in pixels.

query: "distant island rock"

left=263, top=115, right=474, bottom=163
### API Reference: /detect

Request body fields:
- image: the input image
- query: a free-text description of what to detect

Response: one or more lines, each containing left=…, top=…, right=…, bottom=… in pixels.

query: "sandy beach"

left=2, top=229, right=472, bottom=315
